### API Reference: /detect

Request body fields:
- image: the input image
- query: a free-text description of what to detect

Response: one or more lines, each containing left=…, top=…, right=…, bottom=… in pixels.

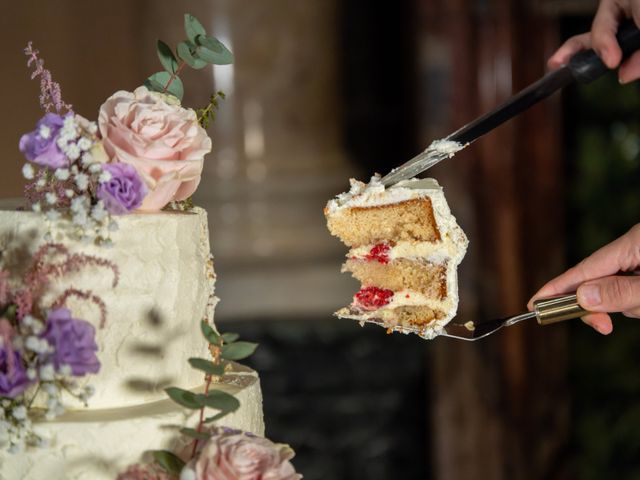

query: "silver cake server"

left=440, top=293, right=586, bottom=341
left=380, top=21, right=640, bottom=187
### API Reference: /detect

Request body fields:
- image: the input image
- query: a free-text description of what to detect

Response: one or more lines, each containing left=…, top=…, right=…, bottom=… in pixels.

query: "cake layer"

left=0, top=207, right=214, bottom=409
left=338, top=305, right=446, bottom=335
left=326, top=198, right=440, bottom=247
left=0, top=365, right=264, bottom=480
left=344, top=258, right=447, bottom=298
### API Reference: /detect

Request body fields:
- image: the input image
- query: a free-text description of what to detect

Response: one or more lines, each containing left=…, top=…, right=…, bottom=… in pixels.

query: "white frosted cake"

left=0, top=208, right=264, bottom=479
left=325, top=176, right=468, bottom=339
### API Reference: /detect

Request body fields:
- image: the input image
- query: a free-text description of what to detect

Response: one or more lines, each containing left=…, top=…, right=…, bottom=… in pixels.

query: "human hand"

left=548, top=0, right=640, bottom=83
left=528, top=224, right=640, bottom=335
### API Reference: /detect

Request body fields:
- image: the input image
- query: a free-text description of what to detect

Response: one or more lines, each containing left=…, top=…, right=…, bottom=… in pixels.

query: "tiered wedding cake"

left=0, top=208, right=264, bottom=479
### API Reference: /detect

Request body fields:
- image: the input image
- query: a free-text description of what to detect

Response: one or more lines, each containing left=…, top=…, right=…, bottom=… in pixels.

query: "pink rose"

left=98, top=86, right=211, bottom=211
left=188, top=428, right=302, bottom=480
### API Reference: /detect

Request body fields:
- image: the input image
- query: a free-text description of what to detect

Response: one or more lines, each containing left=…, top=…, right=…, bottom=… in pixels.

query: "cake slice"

left=325, top=176, right=468, bottom=339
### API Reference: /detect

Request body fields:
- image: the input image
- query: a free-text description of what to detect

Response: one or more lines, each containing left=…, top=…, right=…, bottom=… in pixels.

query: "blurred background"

left=1, top=1, right=639, bottom=479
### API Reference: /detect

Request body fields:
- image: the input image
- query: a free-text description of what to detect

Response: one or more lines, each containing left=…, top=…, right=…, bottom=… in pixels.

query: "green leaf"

left=156, top=40, right=178, bottom=73
left=143, top=71, right=184, bottom=101
left=180, top=427, right=210, bottom=440
left=221, top=332, right=239, bottom=344
left=177, top=41, right=207, bottom=70
left=201, top=321, right=220, bottom=345
left=165, top=387, right=201, bottom=409
left=221, top=341, right=258, bottom=361
left=195, top=35, right=234, bottom=64
left=188, top=357, right=226, bottom=376
left=204, top=410, right=230, bottom=423
left=184, top=13, right=207, bottom=43
left=151, top=450, right=185, bottom=474
left=196, top=389, right=240, bottom=412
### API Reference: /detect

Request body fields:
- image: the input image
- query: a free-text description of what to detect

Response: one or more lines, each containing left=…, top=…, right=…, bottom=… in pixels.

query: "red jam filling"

left=354, top=286, right=394, bottom=310
left=364, top=243, right=391, bottom=264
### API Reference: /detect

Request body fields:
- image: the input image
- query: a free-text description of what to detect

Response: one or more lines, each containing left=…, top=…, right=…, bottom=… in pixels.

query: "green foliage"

left=151, top=450, right=185, bottom=474
left=188, top=357, right=226, bottom=376
left=164, top=387, right=201, bottom=409
left=196, top=91, right=226, bottom=129
left=180, top=427, right=210, bottom=440
left=144, top=71, right=184, bottom=101
left=156, top=40, right=178, bottom=74
left=201, top=320, right=220, bottom=345
left=221, top=332, right=239, bottom=344
left=221, top=342, right=258, bottom=361
left=196, top=389, right=240, bottom=413
left=147, top=13, right=233, bottom=100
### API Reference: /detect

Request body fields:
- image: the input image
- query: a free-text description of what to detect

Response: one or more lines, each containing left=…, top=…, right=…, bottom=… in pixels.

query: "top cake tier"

left=0, top=207, right=214, bottom=409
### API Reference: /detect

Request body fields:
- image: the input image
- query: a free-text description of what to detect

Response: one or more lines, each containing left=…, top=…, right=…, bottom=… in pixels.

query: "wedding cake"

left=0, top=13, right=301, bottom=480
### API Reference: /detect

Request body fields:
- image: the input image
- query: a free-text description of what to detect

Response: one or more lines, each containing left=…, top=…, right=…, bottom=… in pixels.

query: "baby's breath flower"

left=38, top=124, right=51, bottom=139
left=77, top=137, right=92, bottom=151
left=81, top=152, right=93, bottom=167
left=45, top=192, right=57, bottom=205
left=26, top=368, right=37, bottom=381
left=11, top=406, right=27, bottom=421
left=36, top=178, right=46, bottom=188
left=65, top=189, right=75, bottom=198
left=66, top=143, right=81, bottom=161
left=54, top=168, right=70, bottom=181
left=87, top=122, right=98, bottom=134
left=98, top=170, right=112, bottom=183
left=31, top=202, right=41, bottom=213
left=75, top=173, right=89, bottom=191
left=88, top=164, right=102, bottom=174
left=63, top=115, right=76, bottom=131
left=59, top=364, right=72, bottom=376
left=22, top=164, right=35, bottom=180
left=39, top=364, right=55, bottom=382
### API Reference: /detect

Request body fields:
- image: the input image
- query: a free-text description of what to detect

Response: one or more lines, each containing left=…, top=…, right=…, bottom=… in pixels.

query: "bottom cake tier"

left=0, top=366, right=264, bottom=480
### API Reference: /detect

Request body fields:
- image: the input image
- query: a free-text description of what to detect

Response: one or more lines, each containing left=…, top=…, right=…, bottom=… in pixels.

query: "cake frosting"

left=326, top=175, right=468, bottom=339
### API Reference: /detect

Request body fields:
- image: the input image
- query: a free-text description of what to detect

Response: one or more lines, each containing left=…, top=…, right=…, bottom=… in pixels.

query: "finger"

left=581, top=312, right=613, bottom=335
left=619, top=50, right=640, bottom=83
left=577, top=275, right=640, bottom=312
left=528, top=228, right=639, bottom=307
left=622, top=308, right=640, bottom=318
left=548, top=33, right=591, bottom=69
left=592, top=0, right=624, bottom=68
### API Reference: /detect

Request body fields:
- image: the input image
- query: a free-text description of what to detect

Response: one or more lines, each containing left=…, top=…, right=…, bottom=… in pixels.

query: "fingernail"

left=594, top=322, right=611, bottom=335
left=579, top=284, right=601, bottom=307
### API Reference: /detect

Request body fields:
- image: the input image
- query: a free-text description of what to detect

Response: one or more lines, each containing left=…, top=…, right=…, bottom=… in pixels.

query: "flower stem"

left=190, top=340, right=221, bottom=459
left=162, top=61, right=187, bottom=95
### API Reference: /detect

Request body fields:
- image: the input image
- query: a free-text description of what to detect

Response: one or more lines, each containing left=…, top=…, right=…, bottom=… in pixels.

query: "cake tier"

left=338, top=305, right=446, bottom=337
left=344, top=258, right=447, bottom=298
left=0, top=207, right=214, bottom=409
left=0, top=365, right=264, bottom=480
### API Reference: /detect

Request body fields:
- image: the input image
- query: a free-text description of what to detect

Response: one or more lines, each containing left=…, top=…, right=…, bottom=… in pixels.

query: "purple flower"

left=0, top=348, right=32, bottom=398
left=19, top=113, right=69, bottom=169
left=41, top=308, right=100, bottom=377
left=97, top=163, right=147, bottom=214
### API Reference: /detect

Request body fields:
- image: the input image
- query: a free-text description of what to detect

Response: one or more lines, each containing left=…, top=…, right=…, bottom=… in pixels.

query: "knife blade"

left=380, top=21, right=640, bottom=187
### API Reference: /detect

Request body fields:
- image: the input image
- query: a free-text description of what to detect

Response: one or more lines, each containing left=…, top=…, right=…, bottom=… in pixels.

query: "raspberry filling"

left=364, top=243, right=390, bottom=264
left=354, top=286, right=394, bottom=310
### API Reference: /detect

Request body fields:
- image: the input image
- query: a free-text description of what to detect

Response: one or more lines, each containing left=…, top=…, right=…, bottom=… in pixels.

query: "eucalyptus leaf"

left=221, top=332, right=239, bottom=344
left=204, top=410, right=230, bottom=423
left=195, top=36, right=233, bottom=65
left=196, top=389, right=240, bottom=412
left=165, top=387, right=201, bottom=409
left=201, top=321, right=220, bottom=345
left=152, top=450, right=185, bottom=474
left=156, top=40, right=178, bottom=73
left=177, top=41, right=207, bottom=70
left=221, top=341, right=258, bottom=361
left=143, top=71, right=184, bottom=101
left=180, top=427, right=210, bottom=440
left=188, top=357, right=226, bottom=376
left=184, top=13, right=207, bottom=43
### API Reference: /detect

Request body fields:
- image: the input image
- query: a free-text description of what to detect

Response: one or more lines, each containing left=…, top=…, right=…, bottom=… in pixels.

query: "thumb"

left=577, top=275, right=640, bottom=312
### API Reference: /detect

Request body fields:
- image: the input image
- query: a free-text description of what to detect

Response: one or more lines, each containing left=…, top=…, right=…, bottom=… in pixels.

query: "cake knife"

left=380, top=21, right=640, bottom=187
left=439, top=293, right=586, bottom=341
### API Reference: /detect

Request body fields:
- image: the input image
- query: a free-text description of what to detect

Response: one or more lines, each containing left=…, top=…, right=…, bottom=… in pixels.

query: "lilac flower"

left=0, top=348, right=32, bottom=398
left=96, top=163, right=147, bottom=214
left=19, top=113, right=68, bottom=169
left=41, top=308, right=100, bottom=377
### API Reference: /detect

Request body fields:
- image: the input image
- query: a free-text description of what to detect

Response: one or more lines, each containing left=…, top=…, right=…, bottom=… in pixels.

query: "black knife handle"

left=569, top=20, right=640, bottom=83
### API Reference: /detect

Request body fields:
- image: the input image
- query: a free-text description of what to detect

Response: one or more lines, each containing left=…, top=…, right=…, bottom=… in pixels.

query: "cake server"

left=380, top=21, right=640, bottom=187
left=440, top=293, right=586, bottom=341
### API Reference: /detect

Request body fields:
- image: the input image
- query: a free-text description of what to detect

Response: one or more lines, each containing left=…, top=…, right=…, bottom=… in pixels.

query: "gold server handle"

left=533, top=294, right=587, bottom=325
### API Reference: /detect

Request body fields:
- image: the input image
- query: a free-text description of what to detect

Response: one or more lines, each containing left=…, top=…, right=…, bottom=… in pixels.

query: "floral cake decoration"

left=11, top=12, right=302, bottom=479
left=19, top=14, right=229, bottom=244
